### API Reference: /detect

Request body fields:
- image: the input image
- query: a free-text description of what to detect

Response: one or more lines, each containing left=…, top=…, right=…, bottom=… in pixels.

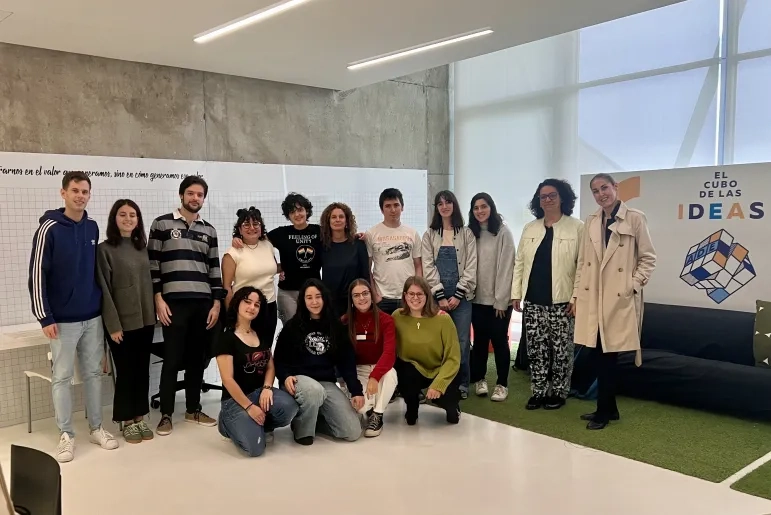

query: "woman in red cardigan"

left=345, top=278, right=398, bottom=437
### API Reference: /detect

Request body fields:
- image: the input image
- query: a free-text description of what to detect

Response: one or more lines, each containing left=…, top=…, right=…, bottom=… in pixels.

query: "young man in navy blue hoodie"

left=29, top=171, right=118, bottom=463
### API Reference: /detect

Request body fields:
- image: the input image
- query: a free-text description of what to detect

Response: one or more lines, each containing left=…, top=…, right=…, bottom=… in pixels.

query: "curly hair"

left=320, top=202, right=357, bottom=249
left=224, top=286, right=271, bottom=343
left=528, top=178, right=577, bottom=219
left=281, top=192, right=313, bottom=220
left=232, top=206, right=267, bottom=240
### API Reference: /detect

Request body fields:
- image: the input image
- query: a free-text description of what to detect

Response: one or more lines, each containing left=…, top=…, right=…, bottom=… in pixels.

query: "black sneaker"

left=460, top=390, right=468, bottom=400
left=405, top=410, right=418, bottom=426
left=525, top=396, right=544, bottom=410
left=294, top=436, right=314, bottom=445
left=580, top=412, right=620, bottom=422
left=365, top=412, right=384, bottom=437
left=544, top=396, right=566, bottom=410
left=446, top=406, right=461, bottom=424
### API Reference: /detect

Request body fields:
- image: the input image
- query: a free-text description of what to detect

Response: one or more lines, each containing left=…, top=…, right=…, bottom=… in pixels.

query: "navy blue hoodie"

left=28, top=209, right=102, bottom=327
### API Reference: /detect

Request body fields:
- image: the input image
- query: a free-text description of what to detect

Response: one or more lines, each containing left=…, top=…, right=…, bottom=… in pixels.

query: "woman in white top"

left=422, top=190, right=477, bottom=398
left=512, top=179, right=583, bottom=411
left=222, top=207, right=280, bottom=341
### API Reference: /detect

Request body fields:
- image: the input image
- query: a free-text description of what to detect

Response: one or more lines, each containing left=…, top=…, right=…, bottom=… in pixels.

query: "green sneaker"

left=137, top=420, right=154, bottom=441
left=123, top=423, right=143, bottom=444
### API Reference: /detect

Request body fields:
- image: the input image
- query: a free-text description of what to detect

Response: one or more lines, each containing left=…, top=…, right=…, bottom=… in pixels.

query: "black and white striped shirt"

left=147, top=210, right=225, bottom=300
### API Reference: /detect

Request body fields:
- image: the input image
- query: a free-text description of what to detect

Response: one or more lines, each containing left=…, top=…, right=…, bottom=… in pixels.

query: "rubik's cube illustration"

left=680, top=229, right=756, bottom=304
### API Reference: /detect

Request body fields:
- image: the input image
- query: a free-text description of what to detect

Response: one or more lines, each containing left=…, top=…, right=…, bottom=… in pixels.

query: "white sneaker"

left=475, top=380, right=489, bottom=397
left=55, top=433, right=75, bottom=463
left=89, top=426, right=119, bottom=450
left=491, top=385, right=509, bottom=402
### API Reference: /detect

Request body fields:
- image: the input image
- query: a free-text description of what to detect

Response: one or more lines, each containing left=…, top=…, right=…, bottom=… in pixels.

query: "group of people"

left=28, top=168, right=655, bottom=463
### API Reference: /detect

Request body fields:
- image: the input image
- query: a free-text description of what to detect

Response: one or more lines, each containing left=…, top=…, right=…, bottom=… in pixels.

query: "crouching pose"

left=216, top=287, right=298, bottom=456
left=274, top=279, right=364, bottom=445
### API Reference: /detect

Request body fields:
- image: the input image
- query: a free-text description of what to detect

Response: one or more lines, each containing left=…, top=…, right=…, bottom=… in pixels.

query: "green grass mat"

left=462, top=364, right=771, bottom=486
left=732, top=460, right=771, bottom=500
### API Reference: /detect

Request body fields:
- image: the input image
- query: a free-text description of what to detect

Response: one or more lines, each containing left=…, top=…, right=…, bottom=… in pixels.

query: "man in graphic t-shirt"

left=268, top=193, right=323, bottom=322
left=366, top=188, right=423, bottom=316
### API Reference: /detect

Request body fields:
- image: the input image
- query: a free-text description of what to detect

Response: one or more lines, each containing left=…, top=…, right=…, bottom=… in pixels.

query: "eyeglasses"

left=539, top=192, right=559, bottom=201
left=352, top=291, right=371, bottom=299
left=405, top=292, right=426, bottom=299
left=241, top=221, right=260, bottom=229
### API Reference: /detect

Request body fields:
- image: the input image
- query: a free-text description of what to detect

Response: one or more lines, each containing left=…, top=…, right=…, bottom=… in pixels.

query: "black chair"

left=149, top=335, right=222, bottom=411
left=10, top=445, right=61, bottom=515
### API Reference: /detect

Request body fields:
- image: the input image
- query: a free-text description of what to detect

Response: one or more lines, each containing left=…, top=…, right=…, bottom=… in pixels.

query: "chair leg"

left=26, top=376, right=32, bottom=434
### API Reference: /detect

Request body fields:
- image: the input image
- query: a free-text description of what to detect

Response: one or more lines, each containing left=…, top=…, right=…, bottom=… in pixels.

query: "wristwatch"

left=263, top=384, right=273, bottom=390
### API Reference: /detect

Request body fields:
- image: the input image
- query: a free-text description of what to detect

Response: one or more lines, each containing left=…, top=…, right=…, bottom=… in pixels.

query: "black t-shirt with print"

left=268, top=224, right=323, bottom=291
left=214, top=330, right=271, bottom=402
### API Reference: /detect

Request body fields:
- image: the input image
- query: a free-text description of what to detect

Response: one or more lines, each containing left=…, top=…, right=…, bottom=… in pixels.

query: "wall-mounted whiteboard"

left=0, top=152, right=427, bottom=329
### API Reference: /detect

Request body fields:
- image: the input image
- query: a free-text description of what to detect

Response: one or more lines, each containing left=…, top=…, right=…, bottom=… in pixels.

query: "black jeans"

left=394, top=358, right=461, bottom=418
left=257, top=301, right=279, bottom=345
left=108, top=325, right=154, bottom=422
left=470, top=304, right=512, bottom=387
left=377, top=298, right=402, bottom=316
left=159, top=298, right=216, bottom=415
left=594, top=334, right=619, bottom=422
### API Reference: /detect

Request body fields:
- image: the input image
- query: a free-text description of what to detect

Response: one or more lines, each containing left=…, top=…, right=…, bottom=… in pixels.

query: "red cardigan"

left=347, top=310, right=396, bottom=382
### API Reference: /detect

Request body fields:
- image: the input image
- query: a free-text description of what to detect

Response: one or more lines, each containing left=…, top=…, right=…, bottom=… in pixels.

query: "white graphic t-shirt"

left=365, top=222, right=422, bottom=299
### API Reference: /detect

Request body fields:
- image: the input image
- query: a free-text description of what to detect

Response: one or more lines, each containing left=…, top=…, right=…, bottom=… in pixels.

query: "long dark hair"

left=429, top=190, right=464, bottom=233
left=320, top=202, right=357, bottom=249
left=232, top=207, right=267, bottom=240
left=225, top=286, right=271, bottom=344
left=294, top=279, right=341, bottom=352
left=105, top=199, right=146, bottom=250
left=346, top=279, right=381, bottom=346
left=529, top=178, right=577, bottom=219
left=468, top=192, right=502, bottom=238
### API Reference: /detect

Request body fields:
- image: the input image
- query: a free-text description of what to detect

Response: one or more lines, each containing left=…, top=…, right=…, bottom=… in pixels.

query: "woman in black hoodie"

left=273, top=279, right=364, bottom=445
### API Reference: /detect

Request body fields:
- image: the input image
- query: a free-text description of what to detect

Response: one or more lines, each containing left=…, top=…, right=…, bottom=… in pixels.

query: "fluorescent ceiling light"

left=348, top=28, right=493, bottom=71
left=194, top=0, right=312, bottom=44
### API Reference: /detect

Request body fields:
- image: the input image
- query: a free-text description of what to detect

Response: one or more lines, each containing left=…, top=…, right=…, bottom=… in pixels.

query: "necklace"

left=236, top=326, right=253, bottom=335
left=244, top=242, right=259, bottom=250
left=358, top=316, right=373, bottom=336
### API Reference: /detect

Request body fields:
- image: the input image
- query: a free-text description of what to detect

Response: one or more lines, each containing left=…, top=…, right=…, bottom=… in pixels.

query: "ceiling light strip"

left=347, top=28, right=493, bottom=71
left=194, top=0, right=313, bottom=44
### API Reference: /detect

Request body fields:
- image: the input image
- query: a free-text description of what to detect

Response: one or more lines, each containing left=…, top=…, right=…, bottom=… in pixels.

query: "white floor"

left=1, top=393, right=769, bottom=515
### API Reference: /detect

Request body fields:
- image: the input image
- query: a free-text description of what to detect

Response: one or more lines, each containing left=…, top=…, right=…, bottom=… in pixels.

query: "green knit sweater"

left=392, top=311, right=460, bottom=393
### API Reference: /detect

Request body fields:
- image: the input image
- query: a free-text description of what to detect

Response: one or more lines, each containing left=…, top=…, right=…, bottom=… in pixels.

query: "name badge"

left=356, top=334, right=366, bottom=341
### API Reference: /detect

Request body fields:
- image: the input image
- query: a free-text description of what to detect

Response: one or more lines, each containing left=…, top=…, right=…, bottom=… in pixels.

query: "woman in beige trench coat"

left=571, top=173, right=656, bottom=430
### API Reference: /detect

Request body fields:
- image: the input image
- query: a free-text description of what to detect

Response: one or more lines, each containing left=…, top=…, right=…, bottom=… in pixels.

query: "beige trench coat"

left=572, top=202, right=656, bottom=365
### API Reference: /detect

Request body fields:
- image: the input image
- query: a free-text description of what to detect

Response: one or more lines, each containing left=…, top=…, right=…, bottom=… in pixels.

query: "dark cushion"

left=617, top=349, right=771, bottom=421
left=641, top=303, right=754, bottom=366
left=753, top=300, right=771, bottom=368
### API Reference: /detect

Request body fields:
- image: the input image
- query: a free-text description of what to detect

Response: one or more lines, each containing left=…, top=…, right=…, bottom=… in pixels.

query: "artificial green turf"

left=733, top=460, right=771, bottom=500
left=463, top=363, right=771, bottom=487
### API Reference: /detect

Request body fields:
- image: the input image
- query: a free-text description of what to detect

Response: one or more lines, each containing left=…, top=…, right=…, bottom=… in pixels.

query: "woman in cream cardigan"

left=512, top=179, right=583, bottom=411
left=572, top=173, right=655, bottom=430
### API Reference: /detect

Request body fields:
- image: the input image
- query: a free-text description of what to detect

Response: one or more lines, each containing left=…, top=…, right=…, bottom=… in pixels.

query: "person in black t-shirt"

left=215, top=286, right=299, bottom=457
left=273, top=279, right=364, bottom=445
left=319, top=202, right=370, bottom=318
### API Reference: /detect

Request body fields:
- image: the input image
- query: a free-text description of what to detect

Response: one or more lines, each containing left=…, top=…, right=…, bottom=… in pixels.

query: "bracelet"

left=244, top=403, right=254, bottom=411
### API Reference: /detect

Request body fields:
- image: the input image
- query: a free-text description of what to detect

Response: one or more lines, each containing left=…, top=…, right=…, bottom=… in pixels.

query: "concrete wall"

left=0, top=43, right=450, bottom=220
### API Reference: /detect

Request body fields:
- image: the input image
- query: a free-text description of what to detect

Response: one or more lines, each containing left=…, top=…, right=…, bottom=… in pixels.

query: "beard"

left=183, top=201, right=202, bottom=213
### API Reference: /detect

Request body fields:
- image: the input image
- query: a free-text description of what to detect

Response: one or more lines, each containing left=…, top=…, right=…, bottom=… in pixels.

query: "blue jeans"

left=449, top=299, right=472, bottom=391
left=218, top=388, right=298, bottom=457
left=50, top=317, right=105, bottom=437
left=287, top=376, right=362, bottom=442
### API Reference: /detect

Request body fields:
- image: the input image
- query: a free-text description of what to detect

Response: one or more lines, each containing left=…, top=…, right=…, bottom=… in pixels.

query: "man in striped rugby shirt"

left=148, top=176, right=225, bottom=436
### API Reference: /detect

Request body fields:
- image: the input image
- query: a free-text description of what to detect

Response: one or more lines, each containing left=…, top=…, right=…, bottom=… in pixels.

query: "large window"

left=453, top=0, right=771, bottom=221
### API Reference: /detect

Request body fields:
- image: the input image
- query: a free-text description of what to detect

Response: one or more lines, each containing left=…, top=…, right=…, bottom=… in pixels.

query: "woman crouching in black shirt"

left=215, top=286, right=299, bottom=457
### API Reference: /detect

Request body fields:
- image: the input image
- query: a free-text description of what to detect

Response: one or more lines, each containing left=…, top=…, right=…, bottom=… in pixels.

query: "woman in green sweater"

left=96, top=199, right=157, bottom=444
left=393, top=276, right=461, bottom=425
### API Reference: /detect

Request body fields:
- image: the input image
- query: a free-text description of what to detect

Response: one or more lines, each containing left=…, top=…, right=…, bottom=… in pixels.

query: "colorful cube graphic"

left=680, top=229, right=756, bottom=304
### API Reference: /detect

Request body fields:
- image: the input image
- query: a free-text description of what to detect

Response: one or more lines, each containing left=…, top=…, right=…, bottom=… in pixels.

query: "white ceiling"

left=0, top=0, right=683, bottom=91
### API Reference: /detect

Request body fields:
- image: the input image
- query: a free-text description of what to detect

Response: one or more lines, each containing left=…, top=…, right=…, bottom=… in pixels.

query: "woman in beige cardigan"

left=571, top=173, right=656, bottom=430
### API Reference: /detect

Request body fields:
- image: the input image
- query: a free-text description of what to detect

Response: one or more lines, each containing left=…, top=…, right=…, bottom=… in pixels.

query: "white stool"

left=24, top=348, right=118, bottom=433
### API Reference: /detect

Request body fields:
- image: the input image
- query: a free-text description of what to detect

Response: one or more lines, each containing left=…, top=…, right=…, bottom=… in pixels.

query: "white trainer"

left=89, top=426, right=119, bottom=450
left=55, top=433, right=75, bottom=463
left=475, top=380, right=489, bottom=397
left=491, top=385, right=509, bottom=402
